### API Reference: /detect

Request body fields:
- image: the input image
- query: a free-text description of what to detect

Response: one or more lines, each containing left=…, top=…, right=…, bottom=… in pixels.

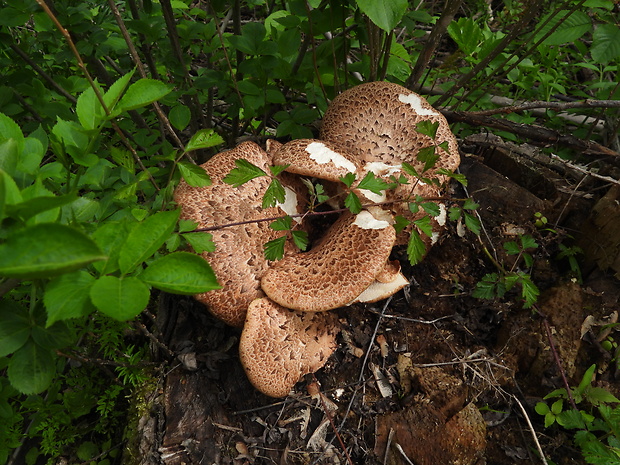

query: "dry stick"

left=470, top=99, right=620, bottom=117
left=550, top=154, right=620, bottom=186
left=406, top=0, right=463, bottom=91
left=512, top=395, right=549, bottom=465
left=35, top=0, right=160, bottom=190
left=441, top=109, right=620, bottom=158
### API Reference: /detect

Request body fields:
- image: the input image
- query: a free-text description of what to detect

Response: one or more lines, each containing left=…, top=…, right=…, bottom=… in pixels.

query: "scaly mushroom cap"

left=174, top=141, right=304, bottom=327
left=261, top=210, right=396, bottom=311
left=320, top=81, right=460, bottom=178
left=272, top=139, right=361, bottom=182
left=239, top=297, right=340, bottom=398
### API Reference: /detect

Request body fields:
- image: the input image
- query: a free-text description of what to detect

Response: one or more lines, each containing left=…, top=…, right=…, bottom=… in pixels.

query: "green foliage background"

left=0, top=0, right=618, bottom=463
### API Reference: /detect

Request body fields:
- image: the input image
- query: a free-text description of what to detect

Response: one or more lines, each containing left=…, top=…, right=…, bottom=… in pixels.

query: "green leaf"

left=463, top=198, right=479, bottom=210
left=413, top=215, right=433, bottom=237
left=103, top=70, right=135, bottom=112
left=185, top=129, right=224, bottom=152
left=355, top=0, right=407, bottom=32
left=7, top=193, right=78, bottom=222
left=114, top=79, right=172, bottom=115
left=264, top=235, right=287, bottom=261
left=44, top=271, right=96, bottom=327
left=577, top=364, right=596, bottom=394
left=339, top=172, right=357, bottom=187
left=92, top=220, right=136, bottom=275
left=169, top=105, right=191, bottom=131
left=222, top=159, right=267, bottom=187
left=447, top=17, right=483, bottom=55
left=263, top=178, right=286, bottom=208
left=437, top=168, right=468, bottom=187
left=269, top=164, right=289, bottom=177
left=76, top=85, right=105, bottom=131
left=473, top=273, right=505, bottom=300
left=585, top=386, right=620, bottom=405
left=31, top=320, right=73, bottom=350
left=504, top=241, right=521, bottom=256
left=0, top=224, right=105, bottom=279
left=292, top=230, right=309, bottom=251
left=119, top=210, right=181, bottom=275
left=421, top=202, right=440, bottom=217
left=520, top=235, right=538, bottom=250
left=344, top=191, right=362, bottom=214
left=178, top=162, right=212, bottom=187
left=140, top=252, right=220, bottom=294
left=416, top=120, right=440, bottom=139
left=416, top=146, right=439, bottom=172
left=7, top=340, right=56, bottom=394
left=393, top=215, right=410, bottom=234
left=402, top=162, right=420, bottom=179
left=407, top=230, right=426, bottom=265
left=463, top=212, right=481, bottom=235
left=591, top=24, right=620, bottom=64
left=270, top=215, right=292, bottom=231
left=0, top=300, right=31, bottom=357
left=535, top=402, right=550, bottom=416
left=536, top=10, right=591, bottom=46
left=90, top=276, right=150, bottom=320
left=0, top=113, right=25, bottom=153
left=0, top=139, right=19, bottom=177
left=183, top=232, right=216, bottom=253
left=356, top=171, right=392, bottom=195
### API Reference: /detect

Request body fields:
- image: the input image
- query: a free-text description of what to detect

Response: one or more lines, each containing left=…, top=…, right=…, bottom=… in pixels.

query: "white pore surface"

left=353, top=210, right=390, bottom=230
left=277, top=186, right=302, bottom=222
left=364, top=162, right=402, bottom=177
left=436, top=203, right=447, bottom=226
left=398, top=93, right=439, bottom=116
left=353, top=273, right=409, bottom=303
left=306, top=142, right=357, bottom=173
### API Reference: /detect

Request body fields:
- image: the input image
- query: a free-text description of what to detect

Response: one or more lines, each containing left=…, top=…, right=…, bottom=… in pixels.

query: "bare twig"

left=512, top=395, right=549, bottom=465
left=470, top=99, right=620, bottom=117
left=550, top=154, right=620, bottom=186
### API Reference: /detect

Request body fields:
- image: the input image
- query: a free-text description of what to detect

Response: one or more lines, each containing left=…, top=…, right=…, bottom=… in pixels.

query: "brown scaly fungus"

left=175, top=82, right=460, bottom=397
left=173, top=141, right=306, bottom=327
left=239, top=298, right=339, bottom=398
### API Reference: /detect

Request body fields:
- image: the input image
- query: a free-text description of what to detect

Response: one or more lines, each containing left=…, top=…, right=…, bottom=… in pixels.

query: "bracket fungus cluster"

left=174, top=81, right=460, bottom=398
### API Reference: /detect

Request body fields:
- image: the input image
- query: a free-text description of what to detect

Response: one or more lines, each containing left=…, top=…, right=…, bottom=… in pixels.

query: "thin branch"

left=550, top=154, right=620, bottom=186
left=470, top=99, right=620, bottom=117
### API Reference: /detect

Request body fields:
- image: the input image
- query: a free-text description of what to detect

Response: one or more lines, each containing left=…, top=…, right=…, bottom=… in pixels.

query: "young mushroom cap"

left=239, top=297, right=340, bottom=398
left=320, top=81, right=460, bottom=178
left=261, top=210, right=397, bottom=312
left=174, top=141, right=304, bottom=327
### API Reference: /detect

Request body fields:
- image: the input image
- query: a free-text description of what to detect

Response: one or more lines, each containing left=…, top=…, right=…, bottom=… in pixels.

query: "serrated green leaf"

left=356, top=171, right=392, bottom=195
left=416, top=146, right=439, bottom=172
left=591, top=24, right=620, bottom=64
left=0, top=300, right=31, bottom=357
left=0, top=112, right=24, bottom=155
left=44, top=271, right=96, bottom=327
left=449, top=206, right=462, bottom=222
left=114, top=79, right=171, bottom=115
left=421, top=202, right=440, bottom=217
left=270, top=215, right=292, bottom=231
left=344, top=191, right=362, bottom=214
left=223, top=159, right=267, bottom=187
left=262, top=178, right=286, bottom=208
left=402, top=162, right=420, bottom=179
left=103, top=70, right=135, bottom=112
left=504, top=241, right=521, bottom=255
left=520, top=235, right=538, bottom=250
left=91, top=220, right=136, bottom=275
left=118, top=210, right=180, bottom=275
left=463, top=212, right=481, bottom=235
left=437, top=168, right=468, bottom=187
left=463, top=198, right=479, bottom=210
left=178, top=162, right=211, bottom=187
left=407, top=230, right=426, bottom=265
left=264, top=236, right=287, bottom=261
left=183, top=232, right=216, bottom=253
left=585, top=387, right=620, bottom=405
left=90, top=276, right=150, bottom=320
left=416, top=120, right=439, bottom=139
left=0, top=224, right=105, bottom=279
left=269, top=164, right=289, bottom=176
left=339, top=172, right=357, bottom=187
left=413, top=215, right=433, bottom=237
left=292, top=230, right=308, bottom=251
left=393, top=215, right=410, bottom=234
left=140, top=252, right=220, bottom=295
left=7, top=340, right=56, bottom=394
left=185, top=128, right=224, bottom=152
